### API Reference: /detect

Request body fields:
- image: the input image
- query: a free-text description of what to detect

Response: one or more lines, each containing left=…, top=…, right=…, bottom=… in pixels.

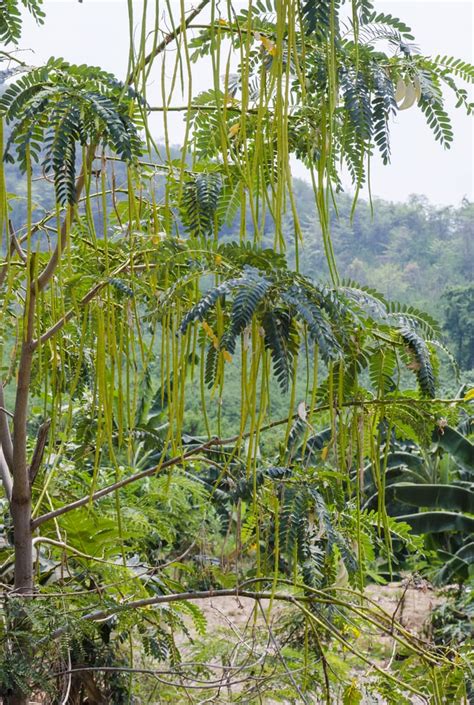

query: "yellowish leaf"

left=255, top=30, right=277, bottom=56
left=228, top=123, right=240, bottom=138
left=464, top=388, right=474, bottom=402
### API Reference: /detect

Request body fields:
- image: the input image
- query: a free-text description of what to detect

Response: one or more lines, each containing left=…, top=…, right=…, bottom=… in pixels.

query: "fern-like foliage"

left=0, top=58, right=142, bottom=204
left=278, top=481, right=356, bottom=587
left=361, top=11, right=415, bottom=40
left=180, top=172, right=223, bottom=238
left=179, top=279, right=236, bottom=333
left=204, top=343, right=218, bottom=390
left=339, top=280, right=388, bottom=319
left=368, top=345, right=397, bottom=395
left=432, top=55, right=474, bottom=83
left=221, top=268, right=272, bottom=354
left=370, top=63, right=397, bottom=164
left=356, top=0, right=374, bottom=24
left=0, top=0, right=45, bottom=45
left=387, top=302, right=441, bottom=339
left=399, top=327, right=436, bottom=398
left=281, top=285, right=342, bottom=362
left=178, top=252, right=443, bottom=398
left=418, top=96, right=453, bottom=148
left=261, top=310, right=298, bottom=393
left=340, top=66, right=372, bottom=142
left=302, top=0, right=341, bottom=40
left=309, top=487, right=357, bottom=573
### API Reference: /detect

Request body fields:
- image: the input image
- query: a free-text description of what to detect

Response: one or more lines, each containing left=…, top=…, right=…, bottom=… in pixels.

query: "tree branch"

left=0, top=447, right=12, bottom=502
left=32, top=439, right=220, bottom=528
left=0, top=384, right=13, bottom=469
left=34, top=145, right=96, bottom=294
left=28, top=419, right=51, bottom=485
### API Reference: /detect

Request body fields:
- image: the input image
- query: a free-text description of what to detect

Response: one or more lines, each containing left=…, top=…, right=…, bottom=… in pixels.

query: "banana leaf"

left=436, top=542, right=474, bottom=585
left=397, top=511, right=474, bottom=535
left=432, top=426, right=474, bottom=471
left=387, top=483, right=474, bottom=513
left=384, top=452, right=424, bottom=469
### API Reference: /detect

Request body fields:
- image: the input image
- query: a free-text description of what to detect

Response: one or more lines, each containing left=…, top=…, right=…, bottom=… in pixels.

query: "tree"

left=0, top=1, right=473, bottom=702
left=443, top=284, right=474, bottom=370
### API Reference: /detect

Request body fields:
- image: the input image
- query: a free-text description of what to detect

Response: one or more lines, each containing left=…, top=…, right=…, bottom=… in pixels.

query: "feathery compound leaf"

left=432, top=55, right=474, bottom=83
left=418, top=97, right=453, bottom=148
left=371, top=64, right=397, bottom=164
left=340, top=66, right=373, bottom=141
left=181, top=172, right=223, bottom=237
left=399, top=327, right=436, bottom=398
left=282, top=285, right=341, bottom=362
left=368, top=345, right=397, bottom=394
left=339, top=280, right=388, bottom=319
left=0, top=58, right=142, bottom=204
left=204, top=343, right=218, bottom=389
left=309, top=488, right=357, bottom=574
left=362, top=12, right=414, bottom=40
left=179, top=279, right=235, bottom=333
left=262, top=310, right=298, bottom=393
left=302, top=0, right=341, bottom=40
left=356, top=0, right=374, bottom=24
left=0, top=0, right=45, bottom=45
left=388, top=302, right=441, bottom=339
left=221, top=267, right=271, bottom=354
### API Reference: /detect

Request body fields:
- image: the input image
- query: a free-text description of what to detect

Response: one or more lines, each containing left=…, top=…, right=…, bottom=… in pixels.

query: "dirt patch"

left=364, top=579, right=444, bottom=639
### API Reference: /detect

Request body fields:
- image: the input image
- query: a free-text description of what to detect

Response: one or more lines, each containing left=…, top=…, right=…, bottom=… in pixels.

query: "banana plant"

left=363, top=411, right=474, bottom=584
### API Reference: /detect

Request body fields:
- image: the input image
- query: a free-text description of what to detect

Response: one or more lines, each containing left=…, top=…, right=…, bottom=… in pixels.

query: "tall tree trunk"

left=5, top=300, right=36, bottom=705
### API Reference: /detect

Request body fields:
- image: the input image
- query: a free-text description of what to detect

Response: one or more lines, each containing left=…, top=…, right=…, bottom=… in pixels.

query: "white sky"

left=17, top=0, right=474, bottom=205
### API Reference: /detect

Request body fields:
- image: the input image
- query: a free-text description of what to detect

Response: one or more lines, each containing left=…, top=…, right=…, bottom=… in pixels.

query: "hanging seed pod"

left=394, top=77, right=406, bottom=102
left=398, top=81, right=417, bottom=110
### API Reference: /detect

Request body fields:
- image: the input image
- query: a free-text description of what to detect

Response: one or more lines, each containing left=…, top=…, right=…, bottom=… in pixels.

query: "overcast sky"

left=18, top=0, right=474, bottom=205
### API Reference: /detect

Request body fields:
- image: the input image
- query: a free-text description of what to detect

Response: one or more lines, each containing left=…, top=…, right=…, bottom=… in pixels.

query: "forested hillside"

left=6, top=141, right=472, bottom=372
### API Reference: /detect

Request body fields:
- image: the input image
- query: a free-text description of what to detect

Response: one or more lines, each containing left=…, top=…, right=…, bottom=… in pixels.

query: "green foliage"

left=0, top=0, right=45, bottom=45
left=433, top=424, right=474, bottom=472
left=399, top=326, right=436, bottom=398
left=398, top=511, right=474, bottom=534
left=442, top=285, right=474, bottom=369
left=0, top=58, right=142, bottom=204
left=179, top=171, right=223, bottom=238
left=388, top=483, right=474, bottom=513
